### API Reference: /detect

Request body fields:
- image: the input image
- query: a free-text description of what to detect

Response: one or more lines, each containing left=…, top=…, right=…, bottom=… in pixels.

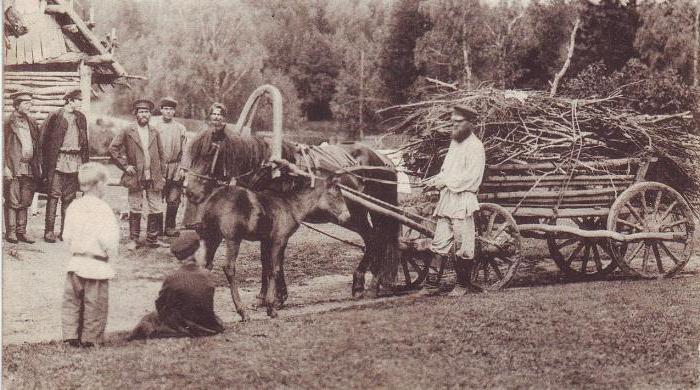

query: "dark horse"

left=200, top=164, right=351, bottom=319
left=184, top=133, right=402, bottom=302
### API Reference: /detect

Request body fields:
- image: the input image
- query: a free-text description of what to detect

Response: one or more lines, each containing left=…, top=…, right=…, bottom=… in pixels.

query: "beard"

left=451, top=123, right=474, bottom=142
left=137, top=117, right=149, bottom=126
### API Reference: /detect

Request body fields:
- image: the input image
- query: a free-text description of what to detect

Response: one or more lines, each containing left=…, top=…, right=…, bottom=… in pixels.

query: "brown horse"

left=199, top=167, right=350, bottom=319
left=184, top=133, right=402, bottom=300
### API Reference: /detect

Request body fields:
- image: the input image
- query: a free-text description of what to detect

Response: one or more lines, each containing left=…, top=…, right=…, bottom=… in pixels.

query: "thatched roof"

left=4, top=0, right=126, bottom=82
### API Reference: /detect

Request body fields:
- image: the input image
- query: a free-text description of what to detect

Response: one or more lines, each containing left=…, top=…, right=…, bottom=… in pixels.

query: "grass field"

left=4, top=272, right=699, bottom=389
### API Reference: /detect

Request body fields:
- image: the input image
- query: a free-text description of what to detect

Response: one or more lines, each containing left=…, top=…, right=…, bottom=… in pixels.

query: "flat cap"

left=452, top=105, right=478, bottom=121
left=170, top=230, right=201, bottom=260
left=10, top=90, right=33, bottom=102
left=133, top=99, right=155, bottom=112
left=64, top=88, right=82, bottom=101
left=160, top=96, right=178, bottom=108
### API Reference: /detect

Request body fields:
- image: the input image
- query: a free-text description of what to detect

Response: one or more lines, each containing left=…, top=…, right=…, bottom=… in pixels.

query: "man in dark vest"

left=109, top=99, right=166, bottom=250
left=41, top=88, right=89, bottom=243
left=128, top=231, right=224, bottom=340
left=3, top=91, right=42, bottom=244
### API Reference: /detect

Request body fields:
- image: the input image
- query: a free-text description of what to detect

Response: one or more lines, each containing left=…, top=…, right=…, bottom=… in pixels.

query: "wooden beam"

left=84, top=54, right=114, bottom=65
left=508, top=207, right=610, bottom=218
left=61, top=24, right=80, bottom=34
left=4, top=71, right=79, bottom=77
left=488, top=158, right=656, bottom=172
left=79, top=62, right=92, bottom=131
left=44, top=4, right=67, bottom=14
left=53, top=0, right=127, bottom=76
left=517, top=224, right=686, bottom=243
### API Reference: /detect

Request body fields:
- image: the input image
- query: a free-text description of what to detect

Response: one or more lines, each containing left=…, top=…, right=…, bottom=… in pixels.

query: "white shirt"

left=63, top=194, right=120, bottom=280
left=137, top=124, right=152, bottom=179
left=433, top=133, right=486, bottom=219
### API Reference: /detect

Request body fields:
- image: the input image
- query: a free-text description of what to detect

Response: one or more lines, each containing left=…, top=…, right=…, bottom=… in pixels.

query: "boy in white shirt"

left=62, top=162, right=120, bottom=347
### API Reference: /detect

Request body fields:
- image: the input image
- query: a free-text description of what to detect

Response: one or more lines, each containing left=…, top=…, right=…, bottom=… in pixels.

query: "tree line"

left=93, top=0, right=699, bottom=135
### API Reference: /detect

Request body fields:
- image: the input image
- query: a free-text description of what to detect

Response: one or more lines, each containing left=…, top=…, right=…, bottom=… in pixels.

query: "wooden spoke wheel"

left=398, top=225, right=431, bottom=290
left=546, top=216, right=618, bottom=279
left=607, top=182, right=696, bottom=278
left=471, top=203, right=522, bottom=291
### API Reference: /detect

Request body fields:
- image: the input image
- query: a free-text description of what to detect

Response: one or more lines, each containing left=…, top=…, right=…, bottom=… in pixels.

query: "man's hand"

left=422, top=176, right=444, bottom=191
left=125, top=165, right=136, bottom=175
left=3, top=167, right=13, bottom=180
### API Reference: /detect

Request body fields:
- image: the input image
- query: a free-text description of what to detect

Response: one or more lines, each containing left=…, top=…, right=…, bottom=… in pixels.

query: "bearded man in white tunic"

left=423, top=105, right=485, bottom=296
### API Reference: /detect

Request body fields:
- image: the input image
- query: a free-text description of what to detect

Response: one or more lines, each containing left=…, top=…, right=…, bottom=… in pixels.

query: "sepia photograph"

left=2, top=0, right=699, bottom=388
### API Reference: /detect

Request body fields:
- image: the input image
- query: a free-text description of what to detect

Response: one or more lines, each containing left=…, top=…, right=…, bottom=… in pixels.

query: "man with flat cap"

left=41, top=88, right=89, bottom=243
left=128, top=230, right=224, bottom=340
left=422, top=105, right=485, bottom=296
left=182, top=102, right=235, bottom=230
left=109, top=99, right=166, bottom=250
left=151, top=97, right=188, bottom=237
left=3, top=91, right=42, bottom=243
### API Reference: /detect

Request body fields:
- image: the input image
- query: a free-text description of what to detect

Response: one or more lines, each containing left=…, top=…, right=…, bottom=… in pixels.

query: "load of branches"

left=383, top=87, right=700, bottom=202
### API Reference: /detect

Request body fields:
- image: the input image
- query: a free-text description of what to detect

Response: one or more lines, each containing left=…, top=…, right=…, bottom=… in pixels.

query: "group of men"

left=3, top=89, right=195, bottom=249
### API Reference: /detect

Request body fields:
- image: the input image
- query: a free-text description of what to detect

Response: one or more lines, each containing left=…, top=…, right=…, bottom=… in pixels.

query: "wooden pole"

left=694, top=0, right=700, bottom=88
left=79, top=62, right=92, bottom=134
left=359, top=50, right=365, bottom=141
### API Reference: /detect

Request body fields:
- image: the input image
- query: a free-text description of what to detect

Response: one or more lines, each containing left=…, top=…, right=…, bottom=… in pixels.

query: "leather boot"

left=164, top=204, right=180, bottom=237
left=154, top=212, right=164, bottom=237
left=145, top=214, right=160, bottom=248
left=57, top=196, right=75, bottom=241
left=44, top=197, right=59, bottom=243
left=448, top=256, right=469, bottom=297
left=5, top=207, right=18, bottom=243
left=417, top=253, right=445, bottom=296
left=16, top=208, right=35, bottom=244
left=127, top=212, right=141, bottom=250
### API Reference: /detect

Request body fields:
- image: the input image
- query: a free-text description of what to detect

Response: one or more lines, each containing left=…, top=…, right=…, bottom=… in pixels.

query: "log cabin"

left=3, top=0, right=130, bottom=125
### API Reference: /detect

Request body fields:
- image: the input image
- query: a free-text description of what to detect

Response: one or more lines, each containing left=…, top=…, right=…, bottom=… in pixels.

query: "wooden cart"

left=343, top=157, right=696, bottom=292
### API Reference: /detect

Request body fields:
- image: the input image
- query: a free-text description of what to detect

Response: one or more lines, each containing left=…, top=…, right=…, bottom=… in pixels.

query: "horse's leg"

left=265, top=239, right=287, bottom=318
left=345, top=209, right=373, bottom=298
left=256, top=241, right=271, bottom=308
left=223, top=238, right=247, bottom=321
left=275, top=262, right=288, bottom=307
left=202, top=229, right=222, bottom=271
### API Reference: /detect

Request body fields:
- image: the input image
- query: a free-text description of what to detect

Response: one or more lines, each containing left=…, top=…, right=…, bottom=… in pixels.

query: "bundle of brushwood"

left=382, top=88, right=700, bottom=203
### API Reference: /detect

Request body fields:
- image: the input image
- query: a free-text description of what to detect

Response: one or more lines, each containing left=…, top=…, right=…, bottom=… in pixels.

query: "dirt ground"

left=2, top=187, right=371, bottom=344
left=3, top=182, right=700, bottom=346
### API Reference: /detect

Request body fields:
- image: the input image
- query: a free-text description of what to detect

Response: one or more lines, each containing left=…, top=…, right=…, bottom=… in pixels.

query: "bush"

left=561, top=59, right=695, bottom=115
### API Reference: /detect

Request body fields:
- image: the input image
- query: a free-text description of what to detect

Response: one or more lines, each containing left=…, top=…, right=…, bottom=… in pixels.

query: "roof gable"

left=4, top=0, right=126, bottom=80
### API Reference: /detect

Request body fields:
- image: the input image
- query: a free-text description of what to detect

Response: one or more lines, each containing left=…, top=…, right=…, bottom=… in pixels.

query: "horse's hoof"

left=267, top=308, right=278, bottom=318
left=352, top=288, right=365, bottom=299
left=239, top=312, right=249, bottom=322
left=364, top=289, right=378, bottom=299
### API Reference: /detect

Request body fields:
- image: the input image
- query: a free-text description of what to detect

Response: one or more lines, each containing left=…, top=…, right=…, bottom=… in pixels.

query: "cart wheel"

left=546, top=216, right=618, bottom=279
left=471, top=203, right=522, bottom=291
left=398, top=226, right=431, bottom=290
left=607, top=182, right=695, bottom=278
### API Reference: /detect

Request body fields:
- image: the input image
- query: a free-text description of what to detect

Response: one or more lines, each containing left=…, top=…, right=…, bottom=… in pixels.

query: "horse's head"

left=183, top=158, right=219, bottom=204
left=316, top=175, right=351, bottom=225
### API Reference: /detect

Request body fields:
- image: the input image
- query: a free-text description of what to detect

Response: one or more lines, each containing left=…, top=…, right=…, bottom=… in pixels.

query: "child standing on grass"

left=62, top=162, right=120, bottom=348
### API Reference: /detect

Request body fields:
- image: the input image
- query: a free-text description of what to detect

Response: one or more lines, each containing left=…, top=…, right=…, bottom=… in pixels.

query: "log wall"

left=3, top=70, right=81, bottom=124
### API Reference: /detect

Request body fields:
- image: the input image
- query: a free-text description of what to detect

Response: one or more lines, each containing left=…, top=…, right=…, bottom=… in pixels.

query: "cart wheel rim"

left=471, top=203, right=522, bottom=291
left=546, top=216, right=618, bottom=279
left=607, top=182, right=695, bottom=279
